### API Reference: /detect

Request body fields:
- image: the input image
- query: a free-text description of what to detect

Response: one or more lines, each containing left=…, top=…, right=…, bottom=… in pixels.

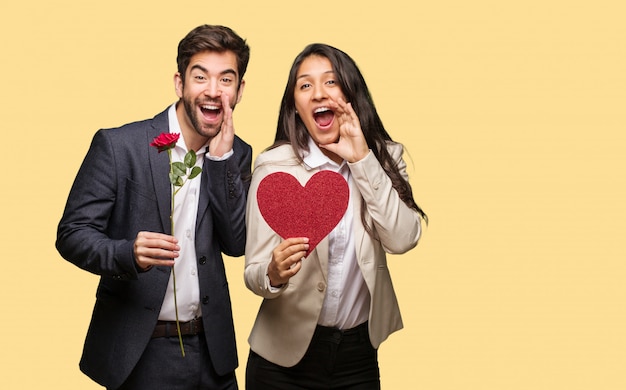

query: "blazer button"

left=317, top=282, right=326, bottom=292
left=199, top=256, right=207, bottom=265
left=202, top=296, right=209, bottom=304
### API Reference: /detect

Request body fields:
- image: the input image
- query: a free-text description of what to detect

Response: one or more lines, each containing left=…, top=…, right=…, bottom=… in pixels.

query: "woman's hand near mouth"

left=319, top=97, right=370, bottom=163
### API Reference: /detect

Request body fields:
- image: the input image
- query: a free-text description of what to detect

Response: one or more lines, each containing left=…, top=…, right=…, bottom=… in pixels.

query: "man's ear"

left=236, top=79, right=246, bottom=104
left=174, top=72, right=184, bottom=98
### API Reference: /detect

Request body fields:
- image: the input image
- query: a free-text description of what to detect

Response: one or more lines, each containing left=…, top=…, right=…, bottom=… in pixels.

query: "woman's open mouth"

left=313, top=107, right=334, bottom=129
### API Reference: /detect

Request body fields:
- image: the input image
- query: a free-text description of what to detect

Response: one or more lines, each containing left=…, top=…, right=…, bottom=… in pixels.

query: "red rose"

left=150, top=132, right=180, bottom=152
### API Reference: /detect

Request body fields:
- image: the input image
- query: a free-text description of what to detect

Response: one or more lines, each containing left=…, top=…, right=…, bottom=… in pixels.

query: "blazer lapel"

left=195, top=163, right=210, bottom=231
left=148, top=110, right=173, bottom=234
left=351, top=178, right=368, bottom=267
left=312, top=238, right=329, bottom=282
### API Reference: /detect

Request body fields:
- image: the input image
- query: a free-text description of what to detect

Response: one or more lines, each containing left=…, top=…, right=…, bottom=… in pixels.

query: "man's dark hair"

left=177, top=24, right=250, bottom=86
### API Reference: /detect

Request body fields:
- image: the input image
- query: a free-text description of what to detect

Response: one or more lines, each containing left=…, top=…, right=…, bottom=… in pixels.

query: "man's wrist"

left=207, top=149, right=233, bottom=161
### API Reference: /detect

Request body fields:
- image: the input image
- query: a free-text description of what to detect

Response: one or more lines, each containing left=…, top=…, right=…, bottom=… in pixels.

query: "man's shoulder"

left=92, top=108, right=168, bottom=147
left=101, top=108, right=168, bottom=134
left=233, top=134, right=252, bottom=152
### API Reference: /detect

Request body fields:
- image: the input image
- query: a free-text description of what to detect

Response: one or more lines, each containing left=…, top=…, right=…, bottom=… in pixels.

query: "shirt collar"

left=167, top=103, right=208, bottom=156
left=303, top=136, right=345, bottom=171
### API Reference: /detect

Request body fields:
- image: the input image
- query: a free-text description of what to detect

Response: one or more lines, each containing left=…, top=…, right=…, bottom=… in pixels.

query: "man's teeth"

left=202, top=105, right=220, bottom=110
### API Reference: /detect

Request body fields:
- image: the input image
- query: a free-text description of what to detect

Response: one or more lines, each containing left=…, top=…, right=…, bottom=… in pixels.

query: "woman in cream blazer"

left=244, top=43, right=427, bottom=390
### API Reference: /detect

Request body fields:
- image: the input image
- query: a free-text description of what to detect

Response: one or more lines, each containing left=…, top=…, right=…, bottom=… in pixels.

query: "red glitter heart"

left=256, top=171, right=349, bottom=257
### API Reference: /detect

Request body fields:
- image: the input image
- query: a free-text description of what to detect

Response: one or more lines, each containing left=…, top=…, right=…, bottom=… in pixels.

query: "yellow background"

left=1, top=0, right=624, bottom=388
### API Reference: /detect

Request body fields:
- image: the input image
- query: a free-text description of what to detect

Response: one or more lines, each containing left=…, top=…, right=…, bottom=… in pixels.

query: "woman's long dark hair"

left=273, top=43, right=427, bottom=232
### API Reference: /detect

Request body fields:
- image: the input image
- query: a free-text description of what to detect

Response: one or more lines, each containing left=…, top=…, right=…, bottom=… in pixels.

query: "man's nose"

left=204, top=80, right=219, bottom=97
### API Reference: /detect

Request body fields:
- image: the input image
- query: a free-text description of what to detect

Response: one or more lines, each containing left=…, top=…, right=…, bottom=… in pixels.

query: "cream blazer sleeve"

left=348, top=143, right=422, bottom=254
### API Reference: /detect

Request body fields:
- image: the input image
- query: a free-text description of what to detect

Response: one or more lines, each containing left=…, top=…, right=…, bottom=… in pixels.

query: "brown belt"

left=152, top=317, right=204, bottom=338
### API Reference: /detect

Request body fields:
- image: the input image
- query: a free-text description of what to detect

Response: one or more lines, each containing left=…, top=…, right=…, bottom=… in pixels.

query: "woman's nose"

left=312, top=84, right=327, bottom=100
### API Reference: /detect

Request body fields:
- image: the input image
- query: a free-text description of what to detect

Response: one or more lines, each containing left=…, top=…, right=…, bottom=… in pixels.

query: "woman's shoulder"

left=253, top=144, right=300, bottom=172
left=384, top=140, right=405, bottom=159
left=254, top=144, right=296, bottom=167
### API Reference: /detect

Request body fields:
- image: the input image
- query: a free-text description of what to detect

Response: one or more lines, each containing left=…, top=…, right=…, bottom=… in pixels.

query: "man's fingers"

left=134, top=231, right=180, bottom=269
left=221, top=93, right=234, bottom=135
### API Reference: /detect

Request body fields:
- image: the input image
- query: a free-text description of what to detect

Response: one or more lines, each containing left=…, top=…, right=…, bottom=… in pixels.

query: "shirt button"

left=317, top=282, right=325, bottom=292
left=191, top=269, right=196, bottom=276
left=185, top=229, right=192, bottom=238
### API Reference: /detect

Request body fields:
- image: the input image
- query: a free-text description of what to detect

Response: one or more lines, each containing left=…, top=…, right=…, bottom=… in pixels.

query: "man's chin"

left=196, top=124, right=222, bottom=139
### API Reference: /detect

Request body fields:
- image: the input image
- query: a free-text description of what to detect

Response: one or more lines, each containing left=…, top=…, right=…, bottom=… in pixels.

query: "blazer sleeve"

left=204, top=136, right=252, bottom=257
left=55, top=129, right=138, bottom=278
left=348, top=142, right=422, bottom=254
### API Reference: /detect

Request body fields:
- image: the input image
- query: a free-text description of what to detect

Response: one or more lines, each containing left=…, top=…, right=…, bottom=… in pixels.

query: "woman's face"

left=294, top=55, right=347, bottom=149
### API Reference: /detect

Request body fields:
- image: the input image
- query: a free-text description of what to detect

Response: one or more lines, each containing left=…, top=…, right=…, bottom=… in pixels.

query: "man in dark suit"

left=56, top=25, right=252, bottom=390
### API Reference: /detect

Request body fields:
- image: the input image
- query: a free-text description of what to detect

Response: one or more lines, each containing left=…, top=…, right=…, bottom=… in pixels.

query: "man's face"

left=175, top=50, right=244, bottom=139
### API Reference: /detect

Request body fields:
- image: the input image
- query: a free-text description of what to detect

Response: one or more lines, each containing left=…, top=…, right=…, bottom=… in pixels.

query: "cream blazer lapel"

left=350, top=173, right=378, bottom=289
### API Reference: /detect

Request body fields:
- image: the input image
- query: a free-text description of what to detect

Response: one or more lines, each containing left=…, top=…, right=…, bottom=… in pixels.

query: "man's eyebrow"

left=221, top=69, right=238, bottom=77
left=190, top=64, right=238, bottom=77
left=190, top=64, right=208, bottom=74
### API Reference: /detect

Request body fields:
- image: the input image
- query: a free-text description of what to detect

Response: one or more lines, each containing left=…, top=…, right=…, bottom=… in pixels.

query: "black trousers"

left=115, top=334, right=237, bottom=390
left=246, top=322, right=380, bottom=390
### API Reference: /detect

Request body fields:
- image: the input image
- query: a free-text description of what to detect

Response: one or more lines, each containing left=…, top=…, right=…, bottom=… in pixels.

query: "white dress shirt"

left=158, top=103, right=232, bottom=321
left=158, top=104, right=205, bottom=321
left=303, top=138, right=370, bottom=330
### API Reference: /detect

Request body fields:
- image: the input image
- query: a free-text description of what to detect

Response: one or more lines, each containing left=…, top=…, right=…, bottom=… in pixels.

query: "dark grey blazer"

left=56, top=107, right=252, bottom=389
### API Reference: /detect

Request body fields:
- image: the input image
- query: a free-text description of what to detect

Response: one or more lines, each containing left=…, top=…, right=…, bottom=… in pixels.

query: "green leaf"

left=174, top=176, right=184, bottom=186
left=184, top=150, right=197, bottom=168
left=189, top=166, right=202, bottom=180
left=169, top=172, right=179, bottom=186
left=172, top=162, right=186, bottom=177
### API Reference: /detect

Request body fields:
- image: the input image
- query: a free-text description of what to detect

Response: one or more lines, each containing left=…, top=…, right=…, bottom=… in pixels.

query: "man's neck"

left=175, top=101, right=208, bottom=152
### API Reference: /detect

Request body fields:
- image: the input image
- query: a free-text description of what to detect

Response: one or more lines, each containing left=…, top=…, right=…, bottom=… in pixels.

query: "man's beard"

left=182, top=96, right=222, bottom=138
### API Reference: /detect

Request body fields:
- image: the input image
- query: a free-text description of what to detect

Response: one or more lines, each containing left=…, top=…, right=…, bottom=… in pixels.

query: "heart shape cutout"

left=256, top=171, right=349, bottom=257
